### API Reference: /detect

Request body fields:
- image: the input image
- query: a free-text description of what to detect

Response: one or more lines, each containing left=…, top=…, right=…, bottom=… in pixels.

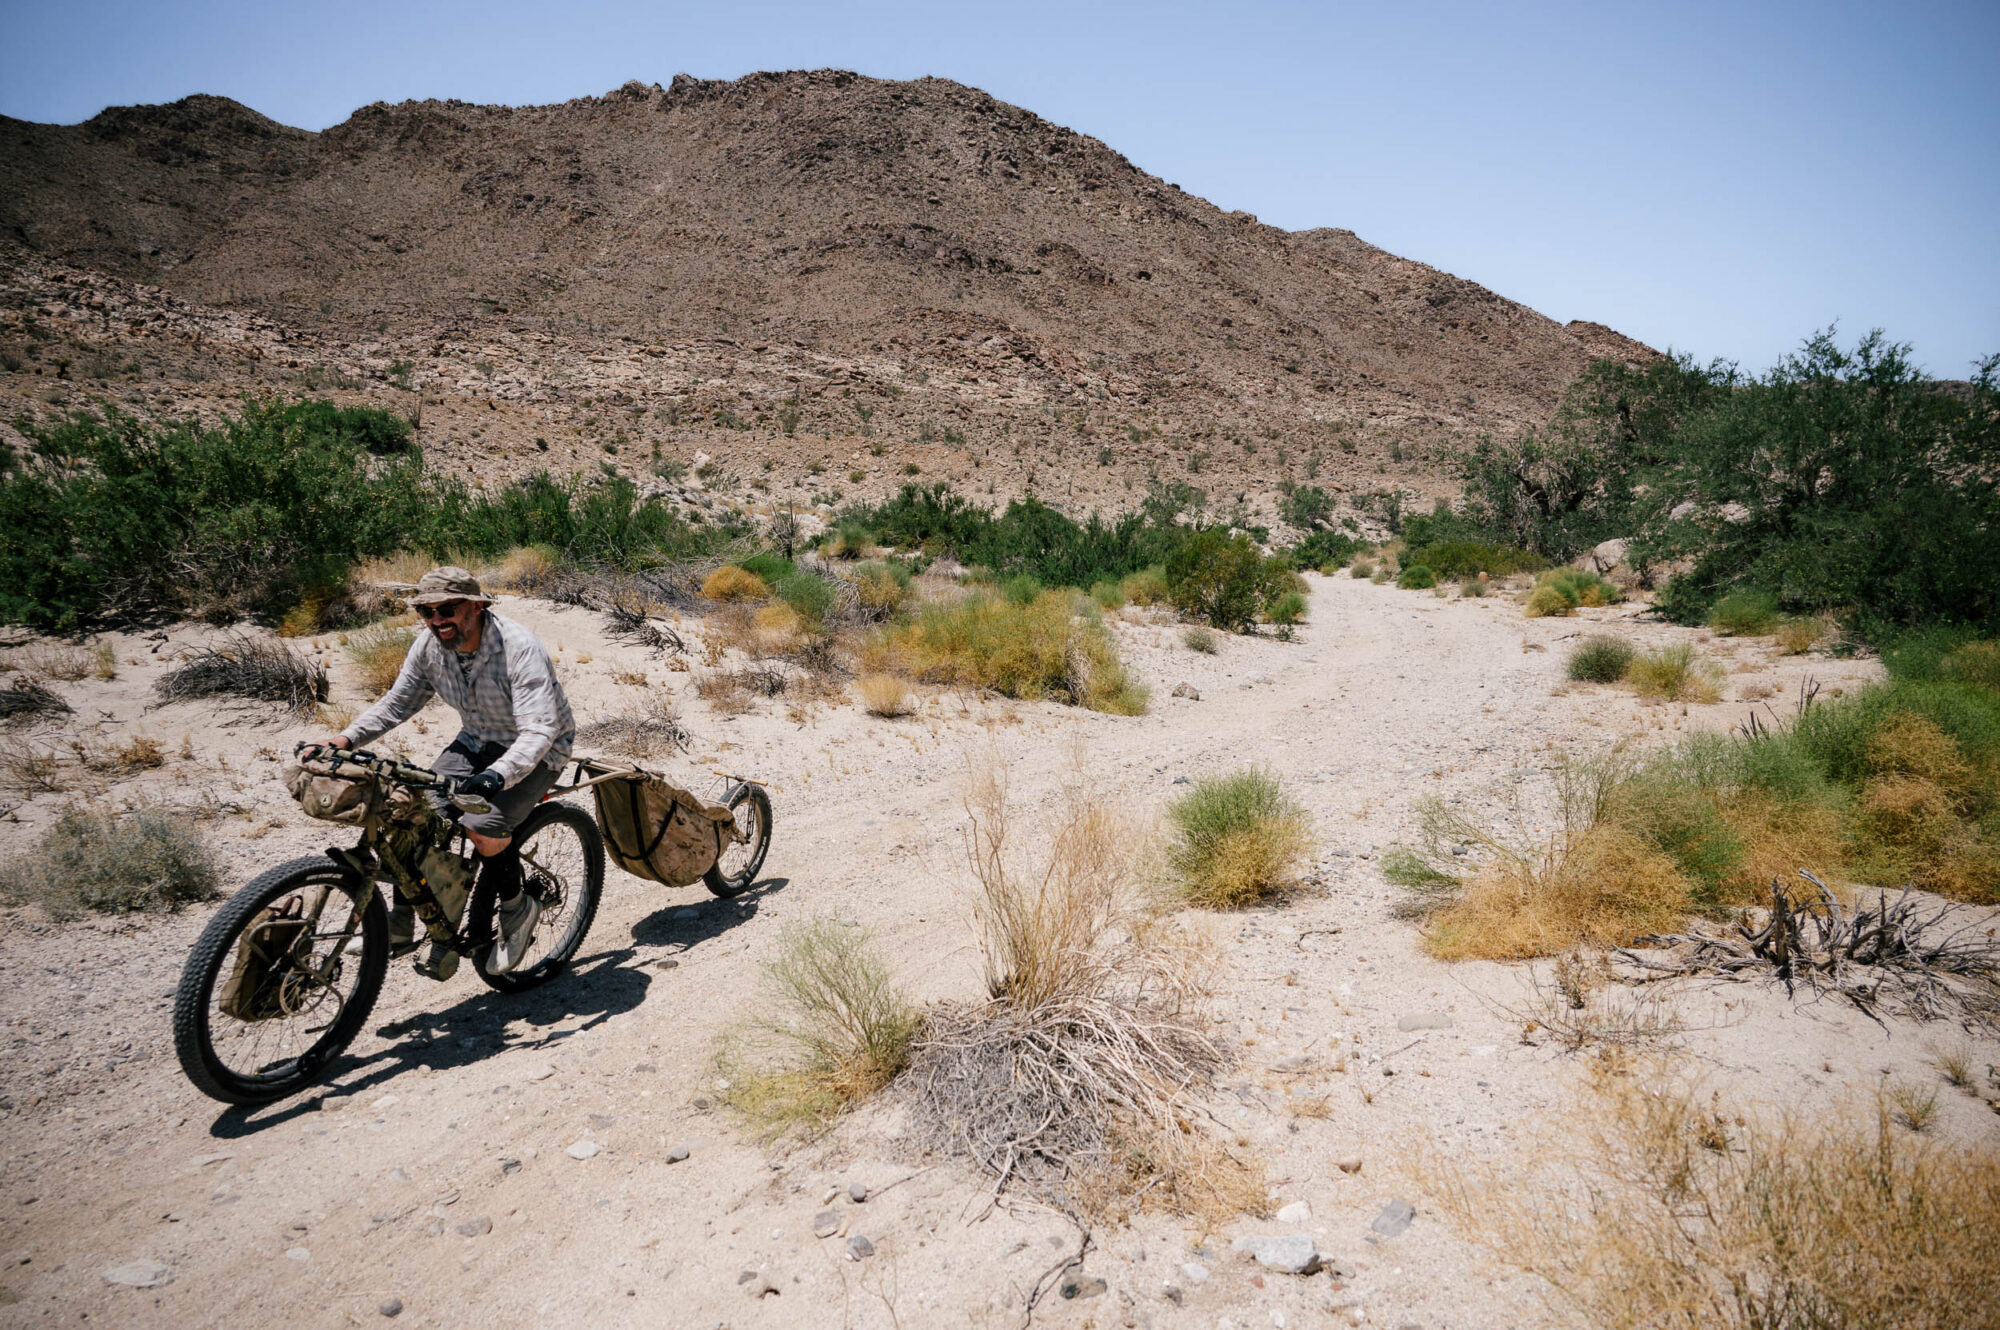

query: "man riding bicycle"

left=322, top=566, right=575, bottom=974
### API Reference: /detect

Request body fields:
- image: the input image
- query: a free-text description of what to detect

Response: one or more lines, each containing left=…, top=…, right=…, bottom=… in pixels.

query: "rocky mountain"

left=0, top=70, right=1654, bottom=527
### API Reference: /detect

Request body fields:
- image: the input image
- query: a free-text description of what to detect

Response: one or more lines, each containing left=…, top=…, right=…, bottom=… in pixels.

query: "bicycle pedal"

left=413, top=945, right=460, bottom=981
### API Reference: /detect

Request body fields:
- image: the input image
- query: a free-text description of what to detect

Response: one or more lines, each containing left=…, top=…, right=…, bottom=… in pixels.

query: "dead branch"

left=1616, top=871, right=2000, bottom=1025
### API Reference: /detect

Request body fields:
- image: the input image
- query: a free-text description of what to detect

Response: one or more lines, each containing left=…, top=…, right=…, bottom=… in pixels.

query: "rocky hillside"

left=0, top=70, right=1654, bottom=527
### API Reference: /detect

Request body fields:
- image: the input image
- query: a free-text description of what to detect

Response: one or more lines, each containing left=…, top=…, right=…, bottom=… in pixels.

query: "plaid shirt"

left=342, top=610, right=574, bottom=787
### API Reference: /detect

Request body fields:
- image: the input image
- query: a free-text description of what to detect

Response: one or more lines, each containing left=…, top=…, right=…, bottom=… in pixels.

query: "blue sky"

left=4, top=0, right=1994, bottom=375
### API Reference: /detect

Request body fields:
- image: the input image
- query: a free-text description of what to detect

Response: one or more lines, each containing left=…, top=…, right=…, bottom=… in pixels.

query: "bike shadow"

left=205, top=876, right=790, bottom=1139
left=627, top=875, right=791, bottom=951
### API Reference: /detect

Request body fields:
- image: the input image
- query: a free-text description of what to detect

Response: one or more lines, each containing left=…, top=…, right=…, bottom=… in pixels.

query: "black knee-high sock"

left=478, top=845, right=523, bottom=902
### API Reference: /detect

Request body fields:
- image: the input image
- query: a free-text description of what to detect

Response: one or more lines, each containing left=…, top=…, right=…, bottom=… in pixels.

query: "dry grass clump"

left=1161, top=769, right=1313, bottom=909
left=1845, top=711, right=2000, bottom=898
left=866, top=590, right=1147, bottom=715
left=700, top=564, right=770, bottom=602
left=1627, top=643, right=1724, bottom=702
left=344, top=622, right=417, bottom=697
left=350, top=549, right=441, bottom=588
left=1180, top=625, right=1220, bottom=654
left=479, top=544, right=558, bottom=592
left=1118, top=565, right=1171, bottom=607
left=695, top=665, right=787, bottom=714
left=0, top=804, right=221, bottom=920
left=1774, top=614, right=1835, bottom=655
left=112, top=735, right=167, bottom=769
left=1423, top=1072, right=2000, bottom=1330
left=0, top=677, right=72, bottom=727
left=1426, top=823, right=1693, bottom=960
left=855, top=672, right=912, bottom=717
left=156, top=635, right=329, bottom=715
left=720, top=918, right=920, bottom=1136
left=8, top=642, right=95, bottom=682
left=1349, top=559, right=1376, bottom=579
left=848, top=561, right=912, bottom=616
left=576, top=692, right=691, bottom=758
left=0, top=736, right=67, bottom=794
left=903, top=767, right=1256, bottom=1223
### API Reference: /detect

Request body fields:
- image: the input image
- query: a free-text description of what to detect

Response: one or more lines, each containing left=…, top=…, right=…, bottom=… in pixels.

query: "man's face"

left=417, top=598, right=481, bottom=648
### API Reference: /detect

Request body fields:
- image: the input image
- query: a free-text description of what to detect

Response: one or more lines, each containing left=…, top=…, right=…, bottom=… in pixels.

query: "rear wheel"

left=703, top=783, right=772, bottom=898
left=475, top=801, right=604, bottom=993
left=174, top=857, right=386, bottom=1105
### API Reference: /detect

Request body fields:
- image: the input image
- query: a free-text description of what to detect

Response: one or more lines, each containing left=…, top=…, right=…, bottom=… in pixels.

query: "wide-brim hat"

left=408, top=566, right=496, bottom=606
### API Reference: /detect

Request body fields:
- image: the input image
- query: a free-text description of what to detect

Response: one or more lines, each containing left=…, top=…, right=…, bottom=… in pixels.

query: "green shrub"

left=1088, top=580, right=1126, bottom=611
left=774, top=571, right=837, bottom=628
left=869, top=590, right=1146, bottom=714
left=1568, top=635, right=1636, bottom=683
left=1283, top=527, right=1364, bottom=571
left=1162, top=770, right=1312, bottom=908
left=1119, top=565, right=1171, bottom=606
left=738, top=551, right=796, bottom=584
left=1166, top=529, right=1290, bottom=632
left=1278, top=484, right=1336, bottom=531
left=1001, top=573, right=1044, bottom=606
left=1397, top=565, right=1438, bottom=590
left=1350, top=560, right=1375, bottom=579
left=1266, top=590, right=1307, bottom=627
left=1403, top=540, right=1541, bottom=579
left=1181, top=625, right=1219, bottom=654
left=1526, top=568, right=1620, bottom=617
left=0, top=805, right=221, bottom=920
left=719, top=918, right=918, bottom=1135
left=1711, top=590, right=1782, bottom=637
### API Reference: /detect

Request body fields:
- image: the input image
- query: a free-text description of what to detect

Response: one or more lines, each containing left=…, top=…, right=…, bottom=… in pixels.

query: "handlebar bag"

left=578, top=759, right=740, bottom=888
left=287, top=757, right=381, bottom=825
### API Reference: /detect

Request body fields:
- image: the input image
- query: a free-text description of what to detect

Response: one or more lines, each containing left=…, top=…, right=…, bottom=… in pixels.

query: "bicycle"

left=172, top=744, right=609, bottom=1105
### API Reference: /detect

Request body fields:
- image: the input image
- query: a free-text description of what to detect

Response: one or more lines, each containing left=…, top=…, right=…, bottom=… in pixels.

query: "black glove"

left=460, top=769, right=505, bottom=802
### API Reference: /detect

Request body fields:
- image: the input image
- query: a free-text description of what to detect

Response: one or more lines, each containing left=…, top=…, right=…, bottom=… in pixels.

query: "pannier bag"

left=217, top=896, right=310, bottom=1021
left=579, top=758, right=742, bottom=888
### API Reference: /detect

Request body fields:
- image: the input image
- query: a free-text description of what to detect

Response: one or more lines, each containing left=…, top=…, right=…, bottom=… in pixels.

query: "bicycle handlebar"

left=292, top=743, right=495, bottom=815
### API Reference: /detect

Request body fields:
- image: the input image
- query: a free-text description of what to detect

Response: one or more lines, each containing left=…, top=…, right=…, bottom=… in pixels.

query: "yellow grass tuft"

left=701, top=564, right=770, bottom=602
left=345, top=622, right=417, bottom=698
left=866, top=589, right=1146, bottom=714
left=1161, top=769, right=1314, bottom=909
left=1424, top=824, right=1692, bottom=960
left=1420, top=1071, right=2000, bottom=1330
left=1627, top=643, right=1724, bottom=702
left=855, top=672, right=912, bottom=717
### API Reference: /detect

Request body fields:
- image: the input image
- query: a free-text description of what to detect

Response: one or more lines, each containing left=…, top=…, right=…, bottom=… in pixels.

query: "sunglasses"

left=415, top=600, right=469, bottom=621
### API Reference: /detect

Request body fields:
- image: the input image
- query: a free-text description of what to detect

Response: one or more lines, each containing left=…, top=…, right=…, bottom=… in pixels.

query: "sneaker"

left=486, top=890, right=541, bottom=974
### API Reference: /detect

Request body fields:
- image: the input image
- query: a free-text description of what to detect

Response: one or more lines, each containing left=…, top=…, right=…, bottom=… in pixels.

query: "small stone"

left=285, top=1247, right=311, bottom=1262
left=665, top=1142, right=691, bottom=1163
left=845, top=1236, right=874, bottom=1261
left=812, top=1209, right=841, bottom=1238
left=1059, top=1273, right=1108, bottom=1300
left=1180, top=1262, right=1210, bottom=1285
left=631, top=1063, right=657, bottom=1074
left=386, top=1167, right=410, bottom=1183
left=103, top=1259, right=172, bottom=1289
left=1171, top=682, right=1201, bottom=700
left=1230, top=1234, right=1320, bottom=1275
left=1371, top=1199, right=1416, bottom=1237
left=847, top=1182, right=868, bottom=1204
left=433, top=1188, right=459, bottom=1207
left=654, top=958, right=680, bottom=969
left=565, top=1140, right=600, bottom=1160
left=1394, top=1013, right=1453, bottom=1032
left=190, top=1152, right=234, bottom=1168
left=673, top=907, right=702, bottom=920
left=589, top=1114, right=617, bottom=1130
left=371, top=1095, right=399, bottom=1110
left=1276, top=1201, right=1311, bottom=1225
left=1335, top=1155, right=1364, bottom=1175
left=379, top=1298, right=403, bottom=1318
left=455, top=1216, right=492, bottom=1238
left=499, top=1158, right=522, bottom=1176
left=1163, top=1283, right=1184, bottom=1305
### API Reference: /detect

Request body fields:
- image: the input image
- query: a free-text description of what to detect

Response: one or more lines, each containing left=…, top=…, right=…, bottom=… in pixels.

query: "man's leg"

left=457, top=752, right=561, bottom=972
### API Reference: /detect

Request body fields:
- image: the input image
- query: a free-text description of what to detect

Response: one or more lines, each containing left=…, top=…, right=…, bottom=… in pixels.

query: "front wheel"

left=703, top=783, right=772, bottom=898
left=475, top=800, right=604, bottom=993
left=174, top=857, right=387, bottom=1105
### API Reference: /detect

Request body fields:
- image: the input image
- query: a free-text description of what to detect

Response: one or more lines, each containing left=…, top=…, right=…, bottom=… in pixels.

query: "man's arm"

left=487, top=637, right=564, bottom=787
left=339, top=636, right=437, bottom=749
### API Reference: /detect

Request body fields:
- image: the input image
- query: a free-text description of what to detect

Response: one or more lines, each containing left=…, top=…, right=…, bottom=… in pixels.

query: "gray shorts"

left=429, top=737, right=562, bottom=839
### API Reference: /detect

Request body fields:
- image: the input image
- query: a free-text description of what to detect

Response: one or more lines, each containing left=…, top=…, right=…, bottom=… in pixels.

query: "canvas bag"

left=580, top=759, right=740, bottom=887
left=217, top=896, right=310, bottom=1021
left=286, top=756, right=421, bottom=827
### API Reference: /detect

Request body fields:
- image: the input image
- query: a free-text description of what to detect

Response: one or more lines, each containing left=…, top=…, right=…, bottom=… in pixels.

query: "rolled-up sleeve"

left=340, top=640, right=435, bottom=749
left=489, top=642, right=563, bottom=787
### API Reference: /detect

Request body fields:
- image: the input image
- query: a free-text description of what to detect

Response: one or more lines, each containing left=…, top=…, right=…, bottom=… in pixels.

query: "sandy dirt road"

left=2, top=574, right=1981, bottom=1330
